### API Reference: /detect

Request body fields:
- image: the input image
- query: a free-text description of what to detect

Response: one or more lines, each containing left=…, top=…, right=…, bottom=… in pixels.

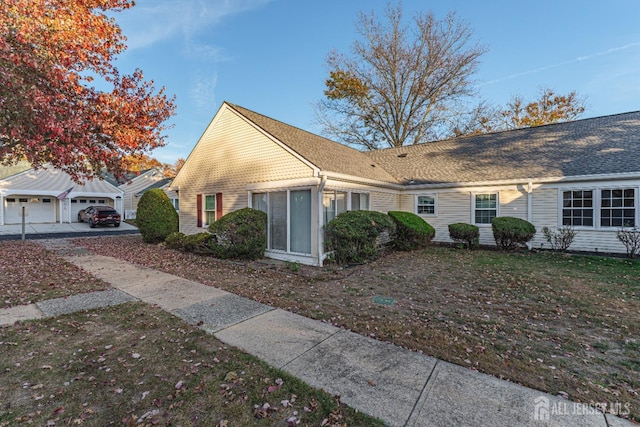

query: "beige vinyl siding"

left=563, top=230, right=627, bottom=253
left=500, top=189, right=528, bottom=219
left=176, top=106, right=315, bottom=235
left=370, top=190, right=400, bottom=213
left=529, top=183, right=640, bottom=254
left=529, top=187, right=558, bottom=249
left=118, top=169, right=164, bottom=214
left=399, top=194, right=414, bottom=212
left=421, top=191, right=471, bottom=244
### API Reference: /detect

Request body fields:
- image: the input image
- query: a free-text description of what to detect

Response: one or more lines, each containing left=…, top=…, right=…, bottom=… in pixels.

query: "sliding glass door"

left=252, top=189, right=312, bottom=255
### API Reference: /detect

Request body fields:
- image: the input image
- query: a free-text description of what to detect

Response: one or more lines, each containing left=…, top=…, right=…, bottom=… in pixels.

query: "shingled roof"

left=227, top=103, right=399, bottom=184
left=366, top=111, right=640, bottom=185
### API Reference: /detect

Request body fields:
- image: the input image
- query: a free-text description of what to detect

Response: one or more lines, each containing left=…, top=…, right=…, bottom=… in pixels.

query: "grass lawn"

left=67, top=236, right=640, bottom=422
left=0, top=303, right=381, bottom=426
left=0, top=240, right=382, bottom=426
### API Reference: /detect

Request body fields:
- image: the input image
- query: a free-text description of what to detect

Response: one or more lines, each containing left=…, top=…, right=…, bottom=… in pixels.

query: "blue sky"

left=110, top=0, right=640, bottom=164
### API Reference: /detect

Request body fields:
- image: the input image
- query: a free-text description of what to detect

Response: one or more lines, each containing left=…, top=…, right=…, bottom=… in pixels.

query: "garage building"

left=0, top=166, right=124, bottom=226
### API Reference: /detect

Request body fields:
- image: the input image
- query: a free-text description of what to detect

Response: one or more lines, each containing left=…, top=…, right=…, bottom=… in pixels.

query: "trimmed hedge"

left=326, top=210, right=396, bottom=264
left=448, top=223, right=479, bottom=249
left=388, top=211, right=435, bottom=250
left=491, top=216, right=536, bottom=251
left=208, top=208, right=267, bottom=260
left=136, top=189, right=179, bottom=244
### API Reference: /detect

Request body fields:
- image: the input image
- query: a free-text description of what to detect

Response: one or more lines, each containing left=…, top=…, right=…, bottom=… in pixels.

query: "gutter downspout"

left=317, top=174, right=328, bottom=266
left=527, top=181, right=533, bottom=250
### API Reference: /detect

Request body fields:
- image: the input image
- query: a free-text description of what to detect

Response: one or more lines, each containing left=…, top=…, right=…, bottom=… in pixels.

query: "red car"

left=78, top=206, right=121, bottom=228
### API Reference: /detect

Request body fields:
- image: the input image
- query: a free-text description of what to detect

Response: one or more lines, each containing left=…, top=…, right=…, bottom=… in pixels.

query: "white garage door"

left=4, top=197, right=56, bottom=224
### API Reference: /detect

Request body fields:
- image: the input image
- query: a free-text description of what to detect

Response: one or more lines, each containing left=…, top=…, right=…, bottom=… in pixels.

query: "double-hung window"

left=474, top=193, right=497, bottom=224
left=417, top=195, right=436, bottom=215
left=204, top=195, right=216, bottom=226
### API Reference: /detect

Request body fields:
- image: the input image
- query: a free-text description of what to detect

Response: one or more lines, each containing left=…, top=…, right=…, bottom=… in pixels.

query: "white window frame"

left=557, top=187, right=638, bottom=230
left=322, top=189, right=371, bottom=224
left=350, top=191, right=370, bottom=211
left=416, top=194, right=437, bottom=216
left=472, top=192, right=499, bottom=226
left=600, top=187, right=636, bottom=228
left=559, top=189, right=595, bottom=229
left=249, top=187, right=313, bottom=256
left=203, top=194, right=216, bottom=227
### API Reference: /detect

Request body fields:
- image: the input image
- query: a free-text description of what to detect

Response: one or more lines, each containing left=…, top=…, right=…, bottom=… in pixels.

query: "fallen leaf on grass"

left=254, top=402, right=277, bottom=419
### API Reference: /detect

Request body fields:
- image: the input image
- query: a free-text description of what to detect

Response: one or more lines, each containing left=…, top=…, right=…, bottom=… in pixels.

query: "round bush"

left=491, top=216, right=536, bottom=250
left=448, top=223, right=479, bottom=249
left=326, top=210, right=396, bottom=264
left=208, top=208, right=267, bottom=260
left=388, top=211, right=435, bottom=250
left=136, top=188, right=179, bottom=243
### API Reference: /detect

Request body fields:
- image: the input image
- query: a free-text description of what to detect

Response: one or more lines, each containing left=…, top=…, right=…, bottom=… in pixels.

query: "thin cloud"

left=481, top=42, right=640, bottom=86
left=189, top=72, right=218, bottom=110
left=115, top=0, right=271, bottom=52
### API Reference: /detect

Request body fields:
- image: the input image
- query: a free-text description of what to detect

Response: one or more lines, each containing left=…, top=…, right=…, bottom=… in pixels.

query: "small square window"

left=71, top=199, right=77, bottom=203
left=42, top=198, right=51, bottom=203
left=89, top=199, right=96, bottom=204
left=98, top=199, right=105, bottom=204
left=6, top=198, right=16, bottom=203
left=19, top=198, right=28, bottom=203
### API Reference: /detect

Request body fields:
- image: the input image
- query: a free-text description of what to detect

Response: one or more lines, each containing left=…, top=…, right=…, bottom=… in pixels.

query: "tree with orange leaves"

left=0, top=0, right=176, bottom=182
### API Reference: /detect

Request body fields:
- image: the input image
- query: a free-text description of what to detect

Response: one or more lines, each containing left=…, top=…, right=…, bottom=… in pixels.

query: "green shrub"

left=388, top=211, right=435, bottom=250
left=326, top=210, right=396, bottom=264
left=136, top=189, right=179, bottom=244
left=491, top=216, right=536, bottom=251
left=183, top=232, right=215, bottom=255
left=208, top=208, right=267, bottom=260
left=165, top=231, right=186, bottom=250
left=448, top=223, right=479, bottom=249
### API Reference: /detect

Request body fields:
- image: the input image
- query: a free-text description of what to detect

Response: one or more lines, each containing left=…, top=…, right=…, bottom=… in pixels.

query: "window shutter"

left=216, top=193, right=223, bottom=220
left=196, top=194, right=202, bottom=227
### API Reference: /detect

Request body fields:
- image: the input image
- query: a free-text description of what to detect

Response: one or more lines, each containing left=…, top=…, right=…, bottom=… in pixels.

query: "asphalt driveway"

left=0, top=221, right=139, bottom=240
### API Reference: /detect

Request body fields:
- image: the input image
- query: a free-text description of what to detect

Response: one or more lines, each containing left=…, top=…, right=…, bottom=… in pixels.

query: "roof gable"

left=227, top=103, right=399, bottom=184
left=0, top=167, right=122, bottom=194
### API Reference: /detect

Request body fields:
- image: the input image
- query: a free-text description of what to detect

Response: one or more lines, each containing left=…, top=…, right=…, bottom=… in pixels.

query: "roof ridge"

left=225, top=102, right=359, bottom=151
left=370, top=110, right=640, bottom=153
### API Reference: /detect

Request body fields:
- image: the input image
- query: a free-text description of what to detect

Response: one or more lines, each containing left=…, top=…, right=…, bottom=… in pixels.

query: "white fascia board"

left=318, top=171, right=402, bottom=190
left=247, top=177, right=321, bottom=191
left=402, top=171, right=640, bottom=191
left=0, top=189, right=62, bottom=196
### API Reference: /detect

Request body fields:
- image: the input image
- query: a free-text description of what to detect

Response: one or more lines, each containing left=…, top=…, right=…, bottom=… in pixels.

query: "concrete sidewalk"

left=0, top=242, right=635, bottom=427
